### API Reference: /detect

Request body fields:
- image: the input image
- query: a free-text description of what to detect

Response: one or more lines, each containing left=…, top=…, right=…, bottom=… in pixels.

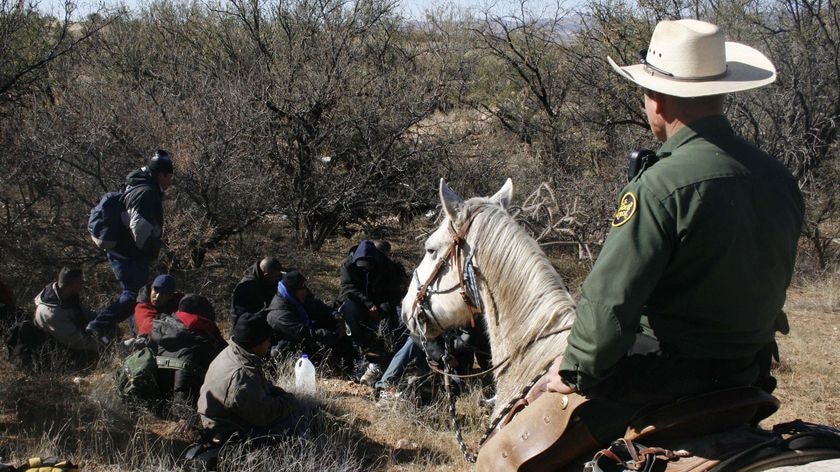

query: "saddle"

left=625, top=386, right=780, bottom=442
left=476, top=386, right=782, bottom=472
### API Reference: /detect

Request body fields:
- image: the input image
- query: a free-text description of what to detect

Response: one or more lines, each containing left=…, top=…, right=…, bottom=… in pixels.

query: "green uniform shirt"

left=561, top=115, right=804, bottom=392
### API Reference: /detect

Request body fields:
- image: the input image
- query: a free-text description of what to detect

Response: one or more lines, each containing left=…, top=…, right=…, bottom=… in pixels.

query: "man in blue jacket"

left=88, top=150, right=174, bottom=342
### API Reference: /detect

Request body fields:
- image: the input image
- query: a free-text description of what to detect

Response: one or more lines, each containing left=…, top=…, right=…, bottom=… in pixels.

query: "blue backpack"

left=88, top=191, right=126, bottom=250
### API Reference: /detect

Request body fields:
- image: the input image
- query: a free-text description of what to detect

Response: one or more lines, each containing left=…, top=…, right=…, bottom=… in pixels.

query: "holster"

left=476, top=392, right=600, bottom=472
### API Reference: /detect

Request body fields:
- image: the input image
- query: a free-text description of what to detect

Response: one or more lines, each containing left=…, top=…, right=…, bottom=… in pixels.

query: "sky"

left=35, top=0, right=574, bottom=21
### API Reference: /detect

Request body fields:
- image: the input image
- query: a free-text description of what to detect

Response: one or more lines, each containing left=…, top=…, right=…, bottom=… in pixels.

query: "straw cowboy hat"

left=608, top=19, right=776, bottom=97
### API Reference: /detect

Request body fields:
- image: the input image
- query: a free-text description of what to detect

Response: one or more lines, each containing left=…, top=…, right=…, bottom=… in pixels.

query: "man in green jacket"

left=543, top=19, right=804, bottom=448
left=197, top=312, right=302, bottom=440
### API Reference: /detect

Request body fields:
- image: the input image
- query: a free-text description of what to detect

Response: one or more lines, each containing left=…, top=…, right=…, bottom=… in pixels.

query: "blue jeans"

left=88, top=252, right=149, bottom=335
left=375, top=337, right=424, bottom=390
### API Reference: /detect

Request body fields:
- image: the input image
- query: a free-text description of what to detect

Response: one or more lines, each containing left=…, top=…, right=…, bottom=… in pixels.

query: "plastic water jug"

left=295, top=354, right=317, bottom=394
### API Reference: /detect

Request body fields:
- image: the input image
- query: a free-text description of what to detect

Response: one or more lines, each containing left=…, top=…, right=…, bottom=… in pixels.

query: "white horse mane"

left=463, top=197, right=577, bottom=413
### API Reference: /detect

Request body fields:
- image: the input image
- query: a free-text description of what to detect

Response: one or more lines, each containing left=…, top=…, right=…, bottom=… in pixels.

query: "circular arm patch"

left=612, top=192, right=637, bottom=227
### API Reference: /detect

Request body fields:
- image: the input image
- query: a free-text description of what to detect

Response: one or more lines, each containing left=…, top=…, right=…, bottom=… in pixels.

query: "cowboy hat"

left=607, top=19, right=776, bottom=97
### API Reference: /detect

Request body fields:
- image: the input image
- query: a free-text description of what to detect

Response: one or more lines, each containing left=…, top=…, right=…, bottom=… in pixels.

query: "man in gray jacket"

left=197, top=312, right=301, bottom=440
left=33, top=267, right=100, bottom=357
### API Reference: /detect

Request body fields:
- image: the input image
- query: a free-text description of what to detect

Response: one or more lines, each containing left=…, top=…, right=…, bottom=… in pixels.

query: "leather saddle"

left=476, top=386, right=780, bottom=472
left=625, top=386, right=780, bottom=442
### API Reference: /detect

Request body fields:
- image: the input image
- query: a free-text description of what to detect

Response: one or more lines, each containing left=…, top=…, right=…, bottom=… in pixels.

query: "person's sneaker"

left=359, top=362, right=382, bottom=386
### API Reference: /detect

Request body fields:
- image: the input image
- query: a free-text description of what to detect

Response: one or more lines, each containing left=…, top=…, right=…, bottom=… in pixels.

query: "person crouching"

left=197, top=312, right=303, bottom=441
left=150, top=294, right=225, bottom=419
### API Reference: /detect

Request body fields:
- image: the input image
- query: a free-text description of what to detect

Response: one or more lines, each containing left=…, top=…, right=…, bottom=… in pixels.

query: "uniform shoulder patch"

left=612, top=192, right=637, bottom=227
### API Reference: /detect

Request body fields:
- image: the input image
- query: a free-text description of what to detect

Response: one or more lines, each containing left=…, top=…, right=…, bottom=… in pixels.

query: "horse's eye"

left=426, top=248, right=436, bottom=257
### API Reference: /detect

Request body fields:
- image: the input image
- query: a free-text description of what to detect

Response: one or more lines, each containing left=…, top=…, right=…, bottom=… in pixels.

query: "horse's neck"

left=480, top=272, right=576, bottom=417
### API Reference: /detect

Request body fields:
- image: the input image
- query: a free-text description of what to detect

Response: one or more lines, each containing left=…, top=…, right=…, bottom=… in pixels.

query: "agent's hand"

left=544, top=355, right=577, bottom=394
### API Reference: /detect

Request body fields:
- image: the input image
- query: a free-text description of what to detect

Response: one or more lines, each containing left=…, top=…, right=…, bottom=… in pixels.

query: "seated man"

left=337, top=240, right=405, bottom=381
left=265, top=271, right=354, bottom=372
left=134, top=274, right=182, bottom=336
left=33, top=267, right=100, bottom=363
left=150, top=294, right=226, bottom=419
left=230, top=257, right=284, bottom=328
left=198, top=312, right=302, bottom=441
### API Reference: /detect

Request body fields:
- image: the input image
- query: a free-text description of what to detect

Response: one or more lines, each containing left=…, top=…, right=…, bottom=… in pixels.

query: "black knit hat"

left=282, top=270, right=307, bottom=291
left=148, top=149, right=174, bottom=175
left=231, top=312, right=271, bottom=349
left=178, top=293, right=215, bottom=321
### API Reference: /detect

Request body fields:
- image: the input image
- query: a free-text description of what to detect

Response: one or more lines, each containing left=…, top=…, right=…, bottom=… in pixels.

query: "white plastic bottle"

left=295, top=354, right=317, bottom=395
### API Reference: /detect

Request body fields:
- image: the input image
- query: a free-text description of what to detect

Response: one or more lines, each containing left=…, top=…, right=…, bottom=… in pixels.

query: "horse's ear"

left=440, top=178, right=465, bottom=221
left=490, top=178, right=513, bottom=210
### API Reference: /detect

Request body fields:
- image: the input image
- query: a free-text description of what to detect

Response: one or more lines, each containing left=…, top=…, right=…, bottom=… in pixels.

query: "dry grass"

left=1, top=244, right=837, bottom=471
left=770, top=272, right=840, bottom=429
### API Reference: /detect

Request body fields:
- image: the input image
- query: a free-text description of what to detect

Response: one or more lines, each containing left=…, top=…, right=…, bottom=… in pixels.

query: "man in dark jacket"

left=265, top=271, right=354, bottom=371
left=134, top=274, right=182, bottom=336
left=88, top=150, right=174, bottom=341
left=338, top=240, right=406, bottom=381
left=151, top=294, right=226, bottom=419
left=230, top=257, right=284, bottom=328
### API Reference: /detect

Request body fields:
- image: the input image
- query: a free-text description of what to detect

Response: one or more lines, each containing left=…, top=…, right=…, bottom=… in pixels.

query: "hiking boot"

left=359, top=362, right=382, bottom=386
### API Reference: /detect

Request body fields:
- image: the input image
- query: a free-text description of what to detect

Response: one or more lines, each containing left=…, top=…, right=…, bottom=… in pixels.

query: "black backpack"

left=88, top=191, right=126, bottom=250
left=4, top=319, right=45, bottom=370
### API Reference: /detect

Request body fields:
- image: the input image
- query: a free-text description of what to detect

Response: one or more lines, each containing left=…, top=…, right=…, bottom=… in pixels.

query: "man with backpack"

left=87, top=150, right=174, bottom=342
left=150, top=294, right=226, bottom=418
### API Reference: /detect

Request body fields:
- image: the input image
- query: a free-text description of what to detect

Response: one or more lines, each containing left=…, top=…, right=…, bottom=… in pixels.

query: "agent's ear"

left=490, top=178, right=513, bottom=210
left=439, top=178, right=465, bottom=222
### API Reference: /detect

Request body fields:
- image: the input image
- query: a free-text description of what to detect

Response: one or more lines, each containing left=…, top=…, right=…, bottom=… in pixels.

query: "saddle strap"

left=156, top=356, right=200, bottom=375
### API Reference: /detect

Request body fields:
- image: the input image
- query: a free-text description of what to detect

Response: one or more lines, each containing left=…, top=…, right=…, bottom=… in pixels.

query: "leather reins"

left=411, top=210, right=483, bottom=331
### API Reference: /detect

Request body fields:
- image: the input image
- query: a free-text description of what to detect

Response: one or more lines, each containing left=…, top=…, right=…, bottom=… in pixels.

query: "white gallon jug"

left=295, top=354, right=317, bottom=394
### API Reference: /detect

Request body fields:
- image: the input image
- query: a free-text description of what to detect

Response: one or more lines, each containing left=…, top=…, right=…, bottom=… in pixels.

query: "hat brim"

left=608, top=42, right=776, bottom=97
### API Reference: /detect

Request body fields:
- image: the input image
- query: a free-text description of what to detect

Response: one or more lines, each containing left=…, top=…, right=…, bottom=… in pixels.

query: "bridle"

left=410, top=210, right=483, bottom=335
left=409, top=206, right=574, bottom=464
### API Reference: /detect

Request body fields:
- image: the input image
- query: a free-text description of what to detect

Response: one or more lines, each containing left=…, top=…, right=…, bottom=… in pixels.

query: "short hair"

left=373, top=240, right=391, bottom=256
left=672, top=94, right=725, bottom=110
left=57, top=267, right=83, bottom=288
left=259, top=257, right=283, bottom=275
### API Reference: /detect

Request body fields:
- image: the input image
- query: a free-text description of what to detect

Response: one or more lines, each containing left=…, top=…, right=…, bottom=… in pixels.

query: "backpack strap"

left=156, top=356, right=200, bottom=375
